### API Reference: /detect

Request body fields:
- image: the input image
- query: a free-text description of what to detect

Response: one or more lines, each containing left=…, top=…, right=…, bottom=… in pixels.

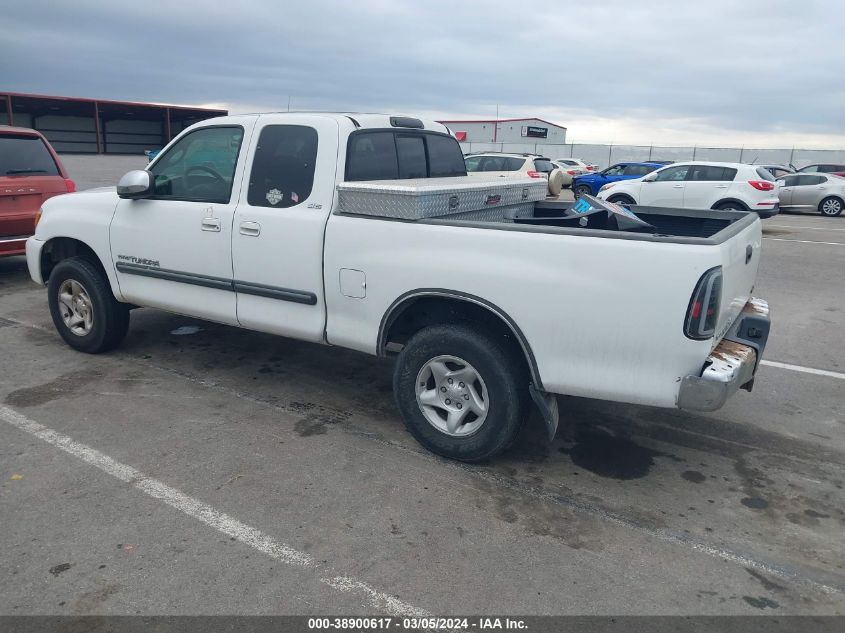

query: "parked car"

left=1, top=126, right=75, bottom=257
left=777, top=173, right=845, bottom=216
left=27, top=112, right=770, bottom=461
left=465, top=152, right=564, bottom=196
left=796, top=164, right=845, bottom=177
left=554, top=157, right=591, bottom=172
left=572, top=162, right=664, bottom=198
left=550, top=160, right=583, bottom=188
left=571, top=157, right=599, bottom=171
left=596, top=161, right=780, bottom=218
left=760, top=164, right=794, bottom=179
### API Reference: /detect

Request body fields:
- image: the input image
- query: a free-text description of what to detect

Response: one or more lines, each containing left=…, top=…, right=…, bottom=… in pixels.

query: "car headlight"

left=598, top=183, right=615, bottom=192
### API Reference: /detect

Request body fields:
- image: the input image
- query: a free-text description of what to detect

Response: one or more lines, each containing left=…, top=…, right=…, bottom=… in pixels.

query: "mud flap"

left=529, top=384, right=559, bottom=441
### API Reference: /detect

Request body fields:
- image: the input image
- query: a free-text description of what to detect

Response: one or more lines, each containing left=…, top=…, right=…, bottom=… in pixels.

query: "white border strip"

left=763, top=237, right=845, bottom=246
left=760, top=360, right=845, bottom=381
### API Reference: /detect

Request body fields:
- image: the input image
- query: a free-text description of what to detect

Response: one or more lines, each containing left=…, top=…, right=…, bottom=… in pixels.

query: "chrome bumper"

left=678, top=298, right=770, bottom=412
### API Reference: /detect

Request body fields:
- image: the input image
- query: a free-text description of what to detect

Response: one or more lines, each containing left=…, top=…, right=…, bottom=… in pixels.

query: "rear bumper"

left=755, top=202, right=779, bottom=219
left=678, top=297, right=770, bottom=412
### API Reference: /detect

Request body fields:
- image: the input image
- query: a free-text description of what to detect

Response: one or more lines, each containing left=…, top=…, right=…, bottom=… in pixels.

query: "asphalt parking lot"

left=0, top=210, right=843, bottom=617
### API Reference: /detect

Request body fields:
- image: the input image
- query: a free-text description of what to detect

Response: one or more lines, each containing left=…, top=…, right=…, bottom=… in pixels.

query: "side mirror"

left=643, top=172, right=658, bottom=182
left=117, top=170, right=153, bottom=199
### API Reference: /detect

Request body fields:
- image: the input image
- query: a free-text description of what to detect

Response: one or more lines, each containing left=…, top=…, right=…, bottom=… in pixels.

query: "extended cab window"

left=150, top=126, right=243, bottom=203
left=345, top=131, right=467, bottom=181
left=0, top=135, right=60, bottom=176
left=248, top=125, right=318, bottom=208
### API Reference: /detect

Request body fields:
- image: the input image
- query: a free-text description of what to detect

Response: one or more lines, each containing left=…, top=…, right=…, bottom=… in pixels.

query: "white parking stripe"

left=0, top=404, right=429, bottom=617
left=767, top=224, right=845, bottom=232
left=761, top=360, right=845, bottom=380
left=763, top=237, right=845, bottom=246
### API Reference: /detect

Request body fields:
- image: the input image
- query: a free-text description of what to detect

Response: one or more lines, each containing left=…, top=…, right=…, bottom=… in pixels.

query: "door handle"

left=673, top=184, right=684, bottom=188
left=715, top=185, right=728, bottom=188
left=239, top=221, right=261, bottom=237
left=201, top=217, right=221, bottom=232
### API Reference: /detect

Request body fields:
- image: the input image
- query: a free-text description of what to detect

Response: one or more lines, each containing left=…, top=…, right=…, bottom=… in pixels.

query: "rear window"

left=345, top=131, right=467, bottom=181
left=533, top=158, right=553, bottom=173
left=0, top=134, right=60, bottom=177
left=755, top=167, right=775, bottom=182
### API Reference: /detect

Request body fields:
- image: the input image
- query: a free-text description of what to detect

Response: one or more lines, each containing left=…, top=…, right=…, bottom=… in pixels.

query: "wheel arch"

left=819, top=195, right=844, bottom=214
left=378, top=289, right=543, bottom=390
left=40, top=237, right=110, bottom=287
left=711, top=198, right=749, bottom=211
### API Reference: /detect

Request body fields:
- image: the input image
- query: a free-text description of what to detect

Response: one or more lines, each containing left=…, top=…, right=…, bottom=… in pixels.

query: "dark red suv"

left=1, top=126, right=75, bottom=257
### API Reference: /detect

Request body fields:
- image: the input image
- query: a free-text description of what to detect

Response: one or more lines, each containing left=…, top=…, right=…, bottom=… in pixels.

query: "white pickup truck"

left=26, top=113, right=771, bottom=461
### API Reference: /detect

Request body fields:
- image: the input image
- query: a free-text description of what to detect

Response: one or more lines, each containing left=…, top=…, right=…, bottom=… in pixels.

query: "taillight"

left=685, top=267, right=722, bottom=340
left=566, top=170, right=577, bottom=175
left=526, top=170, right=543, bottom=179
left=748, top=180, right=774, bottom=191
left=64, top=178, right=76, bottom=193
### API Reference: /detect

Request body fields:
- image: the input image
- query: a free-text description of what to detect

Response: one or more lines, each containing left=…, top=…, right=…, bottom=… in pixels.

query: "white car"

left=550, top=160, right=584, bottom=187
left=596, top=161, right=780, bottom=218
left=26, top=113, right=770, bottom=461
left=565, top=157, right=599, bottom=171
left=465, top=152, right=565, bottom=196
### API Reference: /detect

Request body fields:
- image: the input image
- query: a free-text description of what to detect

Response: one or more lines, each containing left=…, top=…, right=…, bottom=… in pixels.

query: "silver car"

left=777, top=173, right=845, bottom=216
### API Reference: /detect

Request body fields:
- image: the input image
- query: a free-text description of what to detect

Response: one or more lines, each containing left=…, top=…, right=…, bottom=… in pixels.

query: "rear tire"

left=715, top=201, right=747, bottom=211
left=607, top=194, right=636, bottom=207
left=47, top=257, right=130, bottom=354
left=819, top=196, right=843, bottom=217
left=393, top=324, right=529, bottom=462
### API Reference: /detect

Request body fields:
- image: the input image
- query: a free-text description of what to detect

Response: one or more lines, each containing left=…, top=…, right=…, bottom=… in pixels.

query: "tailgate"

left=0, top=175, right=67, bottom=237
left=713, top=216, right=762, bottom=345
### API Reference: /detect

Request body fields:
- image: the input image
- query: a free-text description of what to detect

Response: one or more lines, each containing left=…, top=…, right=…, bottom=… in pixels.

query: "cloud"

left=2, top=0, right=842, bottom=147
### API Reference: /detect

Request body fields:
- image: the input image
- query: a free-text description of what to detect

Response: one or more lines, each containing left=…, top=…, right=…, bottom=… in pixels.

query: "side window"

left=150, top=126, right=243, bottom=203
left=506, top=157, right=527, bottom=171
left=247, top=125, right=318, bottom=208
left=464, top=156, right=483, bottom=172
left=603, top=164, right=625, bottom=176
left=690, top=165, right=737, bottom=181
left=427, top=134, right=466, bottom=177
left=346, top=132, right=399, bottom=181
left=655, top=165, right=690, bottom=182
left=481, top=156, right=506, bottom=171
left=781, top=175, right=800, bottom=187
left=623, top=164, right=649, bottom=176
left=396, top=135, right=427, bottom=179
left=796, top=175, right=825, bottom=186
left=797, top=165, right=818, bottom=173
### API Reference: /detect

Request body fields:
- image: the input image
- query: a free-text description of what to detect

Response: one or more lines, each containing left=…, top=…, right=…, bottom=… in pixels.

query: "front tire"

left=819, top=196, right=843, bottom=217
left=393, top=324, right=528, bottom=461
left=47, top=257, right=130, bottom=354
left=608, top=194, right=636, bottom=207
left=574, top=184, right=592, bottom=199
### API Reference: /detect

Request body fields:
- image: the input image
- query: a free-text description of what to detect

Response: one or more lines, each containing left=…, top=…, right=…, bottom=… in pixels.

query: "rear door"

left=777, top=174, right=798, bottom=208
left=639, top=164, right=689, bottom=207
left=684, top=165, right=737, bottom=209
left=790, top=174, right=827, bottom=209
left=0, top=133, right=68, bottom=245
left=231, top=115, right=339, bottom=342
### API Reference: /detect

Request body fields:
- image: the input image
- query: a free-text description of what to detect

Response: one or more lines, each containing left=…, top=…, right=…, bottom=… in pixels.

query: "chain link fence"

left=460, top=142, right=845, bottom=170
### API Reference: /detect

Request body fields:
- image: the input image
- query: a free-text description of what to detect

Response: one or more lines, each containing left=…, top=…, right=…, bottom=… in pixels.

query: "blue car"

left=572, top=162, right=667, bottom=198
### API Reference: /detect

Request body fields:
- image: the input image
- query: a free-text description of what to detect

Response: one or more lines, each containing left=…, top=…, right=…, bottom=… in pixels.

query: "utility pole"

left=287, top=96, right=291, bottom=112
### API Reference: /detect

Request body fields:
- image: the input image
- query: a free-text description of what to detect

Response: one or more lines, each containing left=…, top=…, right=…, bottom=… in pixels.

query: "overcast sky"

left=2, top=0, right=842, bottom=148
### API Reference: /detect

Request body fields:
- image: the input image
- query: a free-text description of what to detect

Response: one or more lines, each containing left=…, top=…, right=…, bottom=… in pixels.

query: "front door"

left=110, top=120, right=255, bottom=325
left=231, top=116, right=339, bottom=342
left=639, top=164, right=689, bottom=207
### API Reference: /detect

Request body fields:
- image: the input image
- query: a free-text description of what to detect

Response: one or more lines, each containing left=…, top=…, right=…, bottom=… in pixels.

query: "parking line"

left=767, top=224, right=845, bottom=232
left=763, top=237, right=845, bottom=246
left=761, top=360, right=845, bottom=381
left=0, top=404, right=429, bottom=618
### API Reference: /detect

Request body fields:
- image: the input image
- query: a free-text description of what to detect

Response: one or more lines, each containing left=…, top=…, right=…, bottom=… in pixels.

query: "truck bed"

left=419, top=200, right=755, bottom=245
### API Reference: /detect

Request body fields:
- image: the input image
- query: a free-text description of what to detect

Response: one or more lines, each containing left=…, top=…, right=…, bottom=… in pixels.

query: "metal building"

left=0, top=91, right=227, bottom=154
left=438, top=118, right=567, bottom=145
